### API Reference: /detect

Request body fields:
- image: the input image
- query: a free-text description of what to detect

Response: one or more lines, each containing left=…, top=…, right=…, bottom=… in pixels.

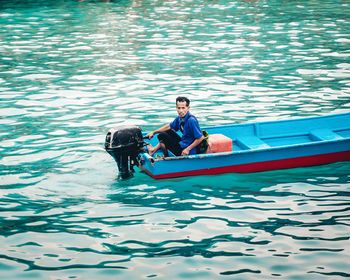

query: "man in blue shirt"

left=147, top=96, right=204, bottom=157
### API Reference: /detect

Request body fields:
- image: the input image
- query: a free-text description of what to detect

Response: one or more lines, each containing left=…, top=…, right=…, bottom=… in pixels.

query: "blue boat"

left=105, top=112, right=350, bottom=179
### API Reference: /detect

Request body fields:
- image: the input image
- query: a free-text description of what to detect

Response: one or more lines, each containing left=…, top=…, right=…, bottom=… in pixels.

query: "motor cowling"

left=105, top=126, right=144, bottom=179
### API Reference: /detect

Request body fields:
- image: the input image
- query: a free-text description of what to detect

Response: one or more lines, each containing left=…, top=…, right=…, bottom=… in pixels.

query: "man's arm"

left=146, top=124, right=171, bottom=139
left=181, top=135, right=205, bottom=156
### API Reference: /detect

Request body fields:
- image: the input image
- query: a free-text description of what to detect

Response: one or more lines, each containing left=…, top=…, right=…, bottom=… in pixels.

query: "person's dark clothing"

left=157, top=130, right=182, bottom=156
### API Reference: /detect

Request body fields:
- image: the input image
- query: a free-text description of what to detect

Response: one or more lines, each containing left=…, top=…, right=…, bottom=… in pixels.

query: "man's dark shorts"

left=157, top=130, right=182, bottom=156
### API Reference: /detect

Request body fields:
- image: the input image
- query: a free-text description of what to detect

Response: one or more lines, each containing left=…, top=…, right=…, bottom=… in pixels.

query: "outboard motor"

left=105, top=126, right=144, bottom=179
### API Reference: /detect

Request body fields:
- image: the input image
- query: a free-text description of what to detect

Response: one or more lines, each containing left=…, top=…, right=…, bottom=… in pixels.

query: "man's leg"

left=157, top=130, right=182, bottom=156
left=147, top=143, right=160, bottom=156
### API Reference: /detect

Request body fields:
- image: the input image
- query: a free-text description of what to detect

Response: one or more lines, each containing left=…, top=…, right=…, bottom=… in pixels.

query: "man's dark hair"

left=176, top=96, right=190, bottom=106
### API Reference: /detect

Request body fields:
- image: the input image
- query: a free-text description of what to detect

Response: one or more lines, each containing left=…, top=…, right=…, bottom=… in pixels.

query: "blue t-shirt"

left=170, top=112, right=203, bottom=155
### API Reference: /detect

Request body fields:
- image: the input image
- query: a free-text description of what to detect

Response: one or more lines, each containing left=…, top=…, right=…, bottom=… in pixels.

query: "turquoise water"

left=1, top=0, right=350, bottom=279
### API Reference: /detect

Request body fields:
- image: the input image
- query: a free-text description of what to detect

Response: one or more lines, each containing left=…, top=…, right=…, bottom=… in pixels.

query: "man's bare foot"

left=147, top=144, right=156, bottom=156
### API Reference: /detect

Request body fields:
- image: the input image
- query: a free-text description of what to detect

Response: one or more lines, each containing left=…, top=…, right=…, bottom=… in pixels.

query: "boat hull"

left=140, top=150, right=350, bottom=179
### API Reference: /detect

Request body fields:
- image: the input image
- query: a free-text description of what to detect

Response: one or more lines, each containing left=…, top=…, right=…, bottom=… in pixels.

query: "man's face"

left=176, top=101, right=189, bottom=118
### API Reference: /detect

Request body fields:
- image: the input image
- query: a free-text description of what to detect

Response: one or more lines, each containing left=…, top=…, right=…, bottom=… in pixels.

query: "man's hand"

left=146, top=131, right=155, bottom=139
left=181, top=147, right=190, bottom=156
left=146, top=124, right=170, bottom=139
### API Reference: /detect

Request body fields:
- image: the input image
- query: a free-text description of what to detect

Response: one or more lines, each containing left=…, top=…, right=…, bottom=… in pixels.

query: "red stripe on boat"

left=145, top=150, right=350, bottom=179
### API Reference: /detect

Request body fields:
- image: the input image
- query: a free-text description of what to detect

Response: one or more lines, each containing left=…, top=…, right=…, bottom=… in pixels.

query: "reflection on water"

left=0, top=0, right=350, bottom=279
